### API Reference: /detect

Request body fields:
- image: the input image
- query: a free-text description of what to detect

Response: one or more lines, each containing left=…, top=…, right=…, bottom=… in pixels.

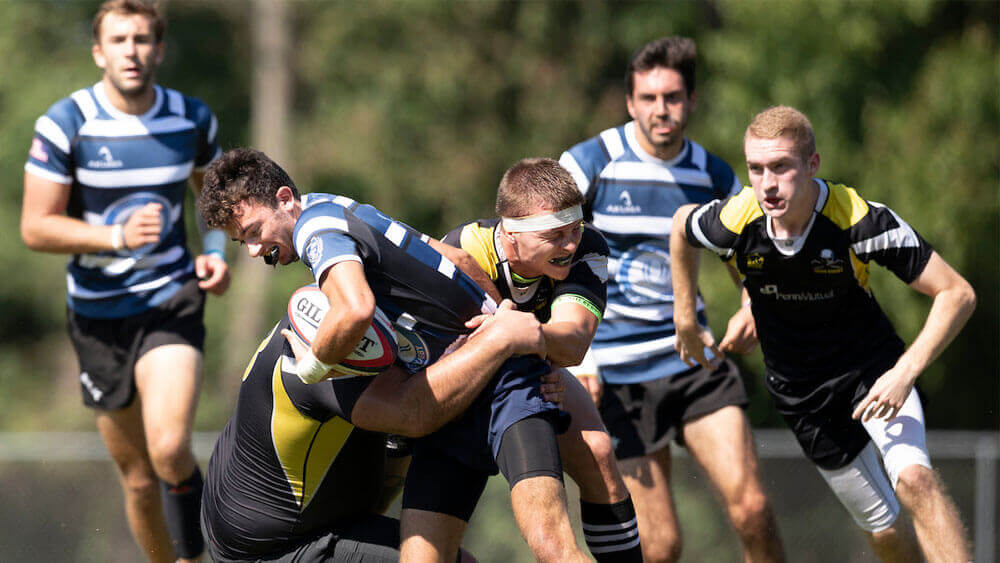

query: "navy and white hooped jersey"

left=293, top=193, right=497, bottom=372
left=25, top=82, right=221, bottom=319
left=559, top=122, right=740, bottom=383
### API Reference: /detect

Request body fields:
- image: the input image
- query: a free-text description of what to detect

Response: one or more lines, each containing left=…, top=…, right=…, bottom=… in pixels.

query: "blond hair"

left=745, top=106, right=816, bottom=160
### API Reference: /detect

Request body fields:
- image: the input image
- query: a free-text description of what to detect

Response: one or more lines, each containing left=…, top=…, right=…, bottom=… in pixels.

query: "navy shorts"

left=417, top=354, right=562, bottom=474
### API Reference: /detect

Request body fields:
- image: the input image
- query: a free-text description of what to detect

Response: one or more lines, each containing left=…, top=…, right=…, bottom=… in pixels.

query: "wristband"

left=111, top=224, right=127, bottom=251
left=743, top=298, right=752, bottom=308
left=202, top=229, right=227, bottom=260
left=296, top=348, right=335, bottom=384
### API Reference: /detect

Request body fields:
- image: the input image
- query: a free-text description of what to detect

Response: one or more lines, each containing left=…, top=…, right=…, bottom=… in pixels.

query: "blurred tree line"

left=0, top=0, right=995, bottom=435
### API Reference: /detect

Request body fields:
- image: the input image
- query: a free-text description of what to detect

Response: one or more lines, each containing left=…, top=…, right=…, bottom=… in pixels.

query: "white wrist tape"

left=202, top=229, right=227, bottom=260
left=501, top=205, right=583, bottom=233
left=296, top=348, right=334, bottom=384
left=111, top=224, right=126, bottom=251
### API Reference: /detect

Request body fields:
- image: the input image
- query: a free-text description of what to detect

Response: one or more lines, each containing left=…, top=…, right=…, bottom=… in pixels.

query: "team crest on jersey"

left=811, top=249, right=844, bottom=274
left=393, top=325, right=429, bottom=372
left=606, top=190, right=642, bottom=214
left=87, top=146, right=124, bottom=169
left=618, top=240, right=671, bottom=304
left=306, top=237, right=323, bottom=266
left=745, top=253, right=765, bottom=269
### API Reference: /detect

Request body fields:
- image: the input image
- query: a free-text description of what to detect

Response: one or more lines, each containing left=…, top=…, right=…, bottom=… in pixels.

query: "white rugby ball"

left=287, top=285, right=398, bottom=376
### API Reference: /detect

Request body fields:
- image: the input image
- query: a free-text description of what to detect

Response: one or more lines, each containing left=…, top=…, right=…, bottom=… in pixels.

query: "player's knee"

left=523, top=525, right=576, bottom=563
left=642, top=531, right=682, bottom=563
left=120, top=469, right=160, bottom=501
left=894, top=465, right=937, bottom=509
left=728, top=488, right=772, bottom=537
left=147, top=432, right=194, bottom=477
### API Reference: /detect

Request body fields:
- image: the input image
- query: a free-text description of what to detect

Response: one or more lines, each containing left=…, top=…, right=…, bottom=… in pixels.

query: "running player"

left=198, top=148, right=636, bottom=562
left=672, top=105, right=974, bottom=561
left=442, top=157, right=641, bottom=560
left=558, top=37, right=784, bottom=562
left=202, top=290, right=549, bottom=562
left=20, top=1, right=226, bottom=560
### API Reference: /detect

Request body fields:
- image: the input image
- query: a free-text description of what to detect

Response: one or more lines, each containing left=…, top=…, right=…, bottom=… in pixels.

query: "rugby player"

left=672, top=105, right=974, bottom=561
left=21, top=1, right=227, bottom=560
left=558, top=37, right=784, bottom=562
left=442, top=157, right=641, bottom=560
left=201, top=291, right=551, bottom=562
left=198, top=148, right=634, bottom=562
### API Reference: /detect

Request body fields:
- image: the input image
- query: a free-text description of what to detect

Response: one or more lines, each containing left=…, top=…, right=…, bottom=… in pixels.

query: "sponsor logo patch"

left=811, top=249, right=844, bottom=274
left=29, top=138, right=49, bottom=162
left=87, top=146, right=124, bottom=169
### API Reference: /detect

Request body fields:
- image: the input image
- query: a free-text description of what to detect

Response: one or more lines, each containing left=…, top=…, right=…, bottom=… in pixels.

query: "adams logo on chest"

left=605, top=190, right=642, bottom=214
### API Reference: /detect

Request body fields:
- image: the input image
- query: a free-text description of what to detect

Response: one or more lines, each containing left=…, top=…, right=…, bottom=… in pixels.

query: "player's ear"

left=276, top=186, right=295, bottom=209
left=807, top=152, right=820, bottom=176
left=153, top=40, right=166, bottom=66
left=92, top=43, right=107, bottom=70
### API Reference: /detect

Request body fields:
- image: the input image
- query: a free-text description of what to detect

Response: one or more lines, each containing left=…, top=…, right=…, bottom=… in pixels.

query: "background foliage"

left=0, top=0, right=995, bottom=560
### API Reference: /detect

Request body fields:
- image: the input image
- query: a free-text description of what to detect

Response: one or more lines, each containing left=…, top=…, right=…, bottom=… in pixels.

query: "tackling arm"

left=427, top=237, right=502, bottom=303
left=351, top=303, right=546, bottom=437
left=544, top=299, right=600, bottom=367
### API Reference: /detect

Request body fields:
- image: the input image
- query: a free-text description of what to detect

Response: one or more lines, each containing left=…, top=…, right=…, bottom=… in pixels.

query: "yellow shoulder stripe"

left=459, top=223, right=500, bottom=281
left=271, top=363, right=353, bottom=510
left=822, top=182, right=869, bottom=229
left=719, top=188, right=763, bottom=234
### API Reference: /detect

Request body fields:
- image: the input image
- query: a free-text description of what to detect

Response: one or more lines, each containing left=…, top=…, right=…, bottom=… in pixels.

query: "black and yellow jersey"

left=202, top=317, right=387, bottom=561
left=441, top=219, right=609, bottom=323
left=686, top=179, right=933, bottom=380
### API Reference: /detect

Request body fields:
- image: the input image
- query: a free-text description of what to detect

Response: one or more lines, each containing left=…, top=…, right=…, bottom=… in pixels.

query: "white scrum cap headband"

left=501, top=205, right=583, bottom=233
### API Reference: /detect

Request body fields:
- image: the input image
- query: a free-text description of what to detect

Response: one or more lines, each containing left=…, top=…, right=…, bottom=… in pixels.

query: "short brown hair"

left=93, top=0, right=166, bottom=44
left=495, top=158, right=584, bottom=218
left=198, top=148, right=299, bottom=230
left=626, top=36, right=697, bottom=96
left=745, top=105, right=816, bottom=160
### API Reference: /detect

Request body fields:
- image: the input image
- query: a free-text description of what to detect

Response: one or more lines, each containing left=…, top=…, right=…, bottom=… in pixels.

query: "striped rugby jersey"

left=293, top=193, right=496, bottom=372
left=25, top=82, right=220, bottom=318
left=559, top=122, right=740, bottom=383
left=685, top=180, right=932, bottom=379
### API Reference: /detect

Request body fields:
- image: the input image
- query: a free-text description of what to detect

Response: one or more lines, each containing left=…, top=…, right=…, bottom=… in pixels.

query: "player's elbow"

left=956, top=280, right=977, bottom=318
left=20, top=221, right=46, bottom=251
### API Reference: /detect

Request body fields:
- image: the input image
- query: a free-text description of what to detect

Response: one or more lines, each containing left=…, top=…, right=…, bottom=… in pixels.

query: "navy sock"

left=580, top=496, right=642, bottom=562
left=161, top=467, right=205, bottom=559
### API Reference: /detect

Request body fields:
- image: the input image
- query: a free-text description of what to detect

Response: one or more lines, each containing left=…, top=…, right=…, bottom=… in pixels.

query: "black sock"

left=161, top=467, right=205, bottom=559
left=580, top=496, right=642, bottom=562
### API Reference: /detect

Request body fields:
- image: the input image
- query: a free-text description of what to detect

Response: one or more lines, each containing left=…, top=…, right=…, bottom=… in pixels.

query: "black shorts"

left=401, top=443, right=490, bottom=523
left=765, top=352, right=900, bottom=470
left=67, top=278, right=205, bottom=410
left=204, top=512, right=400, bottom=563
left=599, top=359, right=748, bottom=460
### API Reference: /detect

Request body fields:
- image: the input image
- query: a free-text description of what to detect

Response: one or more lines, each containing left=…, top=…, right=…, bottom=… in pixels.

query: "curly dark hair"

left=625, top=36, right=697, bottom=96
left=197, top=148, right=298, bottom=230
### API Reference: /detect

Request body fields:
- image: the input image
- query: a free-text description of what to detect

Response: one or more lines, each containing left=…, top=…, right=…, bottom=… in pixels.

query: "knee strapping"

left=496, top=415, right=563, bottom=489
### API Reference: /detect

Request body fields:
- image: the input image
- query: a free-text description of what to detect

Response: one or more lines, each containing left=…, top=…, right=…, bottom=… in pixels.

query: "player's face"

left=92, top=12, right=163, bottom=98
left=228, top=201, right=299, bottom=266
left=745, top=135, right=820, bottom=221
left=626, top=67, right=695, bottom=160
left=509, top=219, right=584, bottom=280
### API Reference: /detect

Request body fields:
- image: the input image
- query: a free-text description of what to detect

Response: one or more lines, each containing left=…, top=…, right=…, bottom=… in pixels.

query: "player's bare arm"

left=21, top=172, right=162, bottom=253
left=852, top=252, right=976, bottom=422
left=188, top=169, right=230, bottom=295
left=670, top=203, right=721, bottom=369
left=544, top=299, right=600, bottom=367
left=313, top=260, right=377, bottom=366
left=427, top=237, right=502, bottom=303
left=350, top=301, right=547, bottom=437
left=719, top=263, right=758, bottom=355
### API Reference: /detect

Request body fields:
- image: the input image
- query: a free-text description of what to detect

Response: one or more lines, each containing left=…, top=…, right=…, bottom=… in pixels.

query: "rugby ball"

left=287, top=285, right=398, bottom=376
